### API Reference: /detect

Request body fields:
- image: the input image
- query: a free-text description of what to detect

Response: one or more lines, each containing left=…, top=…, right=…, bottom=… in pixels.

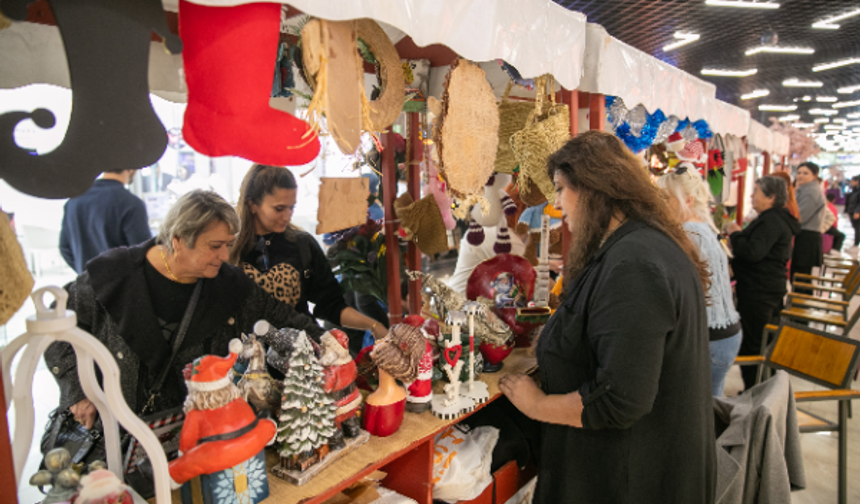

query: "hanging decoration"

left=605, top=96, right=713, bottom=154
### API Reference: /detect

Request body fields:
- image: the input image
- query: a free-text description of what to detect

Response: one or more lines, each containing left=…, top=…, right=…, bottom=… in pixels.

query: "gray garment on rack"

left=713, top=371, right=806, bottom=504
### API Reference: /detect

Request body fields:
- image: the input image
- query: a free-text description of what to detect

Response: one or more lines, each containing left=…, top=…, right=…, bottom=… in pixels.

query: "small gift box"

left=181, top=450, right=269, bottom=504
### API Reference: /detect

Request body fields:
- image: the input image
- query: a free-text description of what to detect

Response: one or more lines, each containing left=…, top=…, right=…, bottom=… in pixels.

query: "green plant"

left=328, top=219, right=391, bottom=303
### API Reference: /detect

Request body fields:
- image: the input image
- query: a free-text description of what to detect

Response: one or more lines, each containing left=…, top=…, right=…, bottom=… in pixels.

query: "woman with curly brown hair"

left=500, top=131, right=715, bottom=504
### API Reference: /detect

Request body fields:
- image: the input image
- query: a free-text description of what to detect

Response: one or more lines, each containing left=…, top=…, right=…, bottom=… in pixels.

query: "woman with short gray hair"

left=45, top=189, right=325, bottom=432
left=726, top=175, right=801, bottom=391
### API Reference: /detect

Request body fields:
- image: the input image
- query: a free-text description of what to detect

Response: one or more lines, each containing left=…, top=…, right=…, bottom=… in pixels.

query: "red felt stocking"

left=179, top=1, right=320, bottom=165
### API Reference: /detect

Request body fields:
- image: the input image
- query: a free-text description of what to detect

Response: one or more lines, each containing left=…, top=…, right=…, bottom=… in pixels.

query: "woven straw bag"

left=511, top=75, right=570, bottom=206
left=495, top=82, right=535, bottom=174
left=0, top=213, right=34, bottom=325
left=394, top=192, right=450, bottom=256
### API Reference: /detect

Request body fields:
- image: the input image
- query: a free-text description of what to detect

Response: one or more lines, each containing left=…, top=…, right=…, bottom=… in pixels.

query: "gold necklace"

left=160, top=246, right=182, bottom=282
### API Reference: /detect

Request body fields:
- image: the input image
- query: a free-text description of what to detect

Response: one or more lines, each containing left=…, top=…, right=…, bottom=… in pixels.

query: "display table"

left=157, top=349, right=537, bottom=504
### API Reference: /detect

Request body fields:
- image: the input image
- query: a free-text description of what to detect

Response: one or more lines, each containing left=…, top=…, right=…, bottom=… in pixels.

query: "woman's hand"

left=371, top=323, right=388, bottom=341
left=726, top=222, right=742, bottom=235
left=499, top=374, right=544, bottom=417
left=70, top=398, right=97, bottom=429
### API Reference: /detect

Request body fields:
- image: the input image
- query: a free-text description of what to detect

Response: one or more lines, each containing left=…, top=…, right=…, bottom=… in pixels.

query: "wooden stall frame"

left=406, top=112, right=424, bottom=317
left=382, top=131, right=404, bottom=325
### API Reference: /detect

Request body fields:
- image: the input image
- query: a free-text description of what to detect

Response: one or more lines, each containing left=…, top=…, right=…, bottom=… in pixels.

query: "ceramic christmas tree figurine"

left=461, top=302, right=490, bottom=405
left=364, top=323, right=426, bottom=436
left=171, top=341, right=275, bottom=504
left=29, top=448, right=80, bottom=504
left=237, top=331, right=281, bottom=413
left=319, top=329, right=363, bottom=449
left=74, top=469, right=134, bottom=504
left=431, top=311, right=476, bottom=420
left=276, top=331, right=337, bottom=472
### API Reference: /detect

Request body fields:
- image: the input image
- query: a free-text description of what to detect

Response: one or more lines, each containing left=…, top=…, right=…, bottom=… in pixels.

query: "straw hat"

left=435, top=59, right=500, bottom=199
left=356, top=19, right=404, bottom=132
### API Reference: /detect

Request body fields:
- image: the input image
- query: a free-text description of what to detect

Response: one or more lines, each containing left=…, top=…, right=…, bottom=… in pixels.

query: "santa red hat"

left=183, top=340, right=243, bottom=393
left=667, top=131, right=686, bottom=152
left=328, top=329, right=350, bottom=349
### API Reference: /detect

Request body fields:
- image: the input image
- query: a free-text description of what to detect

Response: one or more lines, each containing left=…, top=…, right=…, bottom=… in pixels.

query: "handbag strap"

left=142, top=280, right=203, bottom=415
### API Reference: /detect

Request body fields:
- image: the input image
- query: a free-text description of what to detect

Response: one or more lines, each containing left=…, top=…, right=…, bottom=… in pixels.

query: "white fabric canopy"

left=772, top=131, right=790, bottom=157
left=709, top=100, right=751, bottom=139
left=163, top=0, right=588, bottom=91
left=580, top=23, right=716, bottom=122
left=747, top=120, right=773, bottom=153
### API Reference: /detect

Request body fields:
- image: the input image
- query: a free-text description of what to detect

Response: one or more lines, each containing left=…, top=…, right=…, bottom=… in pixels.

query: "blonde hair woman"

left=657, top=163, right=741, bottom=396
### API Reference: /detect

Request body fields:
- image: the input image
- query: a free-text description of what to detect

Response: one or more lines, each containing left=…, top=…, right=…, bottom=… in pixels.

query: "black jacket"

left=730, top=207, right=801, bottom=294
left=44, top=238, right=325, bottom=414
left=60, top=179, right=152, bottom=273
left=534, top=221, right=715, bottom=504
left=845, top=188, right=860, bottom=218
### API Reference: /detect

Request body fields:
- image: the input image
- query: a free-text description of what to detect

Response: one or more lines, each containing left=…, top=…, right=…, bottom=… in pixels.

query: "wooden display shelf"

left=162, top=349, right=537, bottom=504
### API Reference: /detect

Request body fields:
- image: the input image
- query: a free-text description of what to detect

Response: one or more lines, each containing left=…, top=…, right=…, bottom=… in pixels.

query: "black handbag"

left=39, top=408, right=106, bottom=469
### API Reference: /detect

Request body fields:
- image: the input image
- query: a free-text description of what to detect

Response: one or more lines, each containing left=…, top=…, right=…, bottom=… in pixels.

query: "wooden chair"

left=781, top=297, right=860, bottom=336
left=758, top=321, right=860, bottom=504
left=734, top=324, right=777, bottom=385
left=791, top=262, right=860, bottom=304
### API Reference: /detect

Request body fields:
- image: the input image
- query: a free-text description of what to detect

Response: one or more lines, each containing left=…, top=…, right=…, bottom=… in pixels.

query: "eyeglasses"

left=254, top=236, right=270, bottom=272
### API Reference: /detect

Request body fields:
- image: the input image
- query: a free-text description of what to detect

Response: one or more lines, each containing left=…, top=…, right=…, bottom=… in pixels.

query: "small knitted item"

left=494, top=225, right=512, bottom=254
left=0, top=213, right=34, bottom=325
left=467, top=219, right=485, bottom=246
left=372, top=323, right=426, bottom=383
left=501, top=194, right=517, bottom=216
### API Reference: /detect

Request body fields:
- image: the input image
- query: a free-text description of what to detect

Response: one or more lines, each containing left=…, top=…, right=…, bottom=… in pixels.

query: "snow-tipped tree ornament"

left=276, top=331, right=337, bottom=473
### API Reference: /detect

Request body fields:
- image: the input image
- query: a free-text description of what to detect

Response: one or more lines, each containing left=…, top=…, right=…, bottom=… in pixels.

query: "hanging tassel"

left=494, top=225, right=512, bottom=254
left=501, top=194, right=517, bottom=216
left=467, top=219, right=485, bottom=246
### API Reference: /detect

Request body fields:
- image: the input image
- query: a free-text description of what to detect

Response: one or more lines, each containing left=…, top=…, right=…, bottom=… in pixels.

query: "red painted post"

left=589, top=93, right=605, bottom=131
left=406, top=112, right=423, bottom=317
left=736, top=138, right=749, bottom=225
left=763, top=151, right=771, bottom=176
left=0, top=367, right=18, bottom=503
left=382, top=132, right=403, bottom=325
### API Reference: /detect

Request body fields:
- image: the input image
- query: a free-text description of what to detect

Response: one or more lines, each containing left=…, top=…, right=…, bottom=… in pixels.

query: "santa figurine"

left=169, top=340, right=276, bottom=495
left=402, top=315, right=433, bottom=413
left=319, top=329, right=363, bottom=449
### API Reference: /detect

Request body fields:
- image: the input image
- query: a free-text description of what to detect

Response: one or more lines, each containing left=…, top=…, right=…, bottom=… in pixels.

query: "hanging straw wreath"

left=355, top=19, right=404, bottom=132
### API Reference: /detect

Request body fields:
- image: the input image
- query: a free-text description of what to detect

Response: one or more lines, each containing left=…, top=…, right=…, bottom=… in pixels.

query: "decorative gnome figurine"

left=170, top=341, right=275, bottom=504
left=275, top=331, right=338, bottom=474
left=73, top=469, right=134, bottom=504
left=467, top=174, right=517, bottom=254
left=319, top=329, right=363, bottom=449
left=402, top=315, right=433, bottom=413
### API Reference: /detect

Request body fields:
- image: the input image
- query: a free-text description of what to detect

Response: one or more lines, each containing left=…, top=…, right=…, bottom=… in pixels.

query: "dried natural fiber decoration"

left=495, top=81, right=535, bottom=174
left=435, top=59, right=499, bottom=199
left=356, top=19, right=404, bottom=132
left=0, top=213, right=34, bottom=325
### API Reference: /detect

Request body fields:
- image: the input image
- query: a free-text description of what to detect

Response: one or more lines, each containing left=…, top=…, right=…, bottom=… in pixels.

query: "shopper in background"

left=727, top=176, right=800, bottom=391
left=657, top=163, right=741, bottom=396
left=500, top=131, right=715, bottom=504
left=770, top=170, right=801, bottom=221
left=59, top=168, right=152, bottom=273
left=844, top=176, right=860, bottom=252
left=46, top=190, right=325, bottom=429
left=823, top=193, right=844, bottom=254
left=232, top=164, right=389, bottom=348
left=790, top=162, right=826, bottom=289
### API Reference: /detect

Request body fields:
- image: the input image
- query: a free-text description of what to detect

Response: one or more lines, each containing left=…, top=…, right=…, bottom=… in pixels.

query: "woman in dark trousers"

left=727, top=176, right=801, bottom=390
left=791, top=162, right=826, bottom=290
left=845, top=176, right=860, bottom=250
left=500, top=131, right=716, bottom=504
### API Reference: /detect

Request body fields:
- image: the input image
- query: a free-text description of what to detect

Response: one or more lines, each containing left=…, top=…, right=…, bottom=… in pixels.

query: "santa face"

left=320, top=332, right=351, bottom=367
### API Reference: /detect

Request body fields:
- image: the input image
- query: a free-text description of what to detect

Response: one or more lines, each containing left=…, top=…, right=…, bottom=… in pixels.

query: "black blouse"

left=241, top=229, right=348, bottom=325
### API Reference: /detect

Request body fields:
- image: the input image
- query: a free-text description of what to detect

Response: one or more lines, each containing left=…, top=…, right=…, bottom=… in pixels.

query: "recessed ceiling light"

left=824, top=125, right=846, bottom=130
left=834, top=118, right=848, bottom=123
left=741, top=89, right=770, bottom=100
left=702, top=68, right=758, bottom=77
left=777, top=114, right=800, bottom=121
left=783, top=78, right=823, bottom=87
left=810, top=108, right=839, bottom=115
left=745, top=46, right=814, bottom=56
left=848, top=112, right=860, bottom=118
left=838, top=84, right=860, bottom=94
left=816, top=96, right=838, bottom=102
left=758, top=104, right=797, bottom=111
left=812, top=58, right=860, bottom=72
left=705, top=0, right=779, bottom=9
left=792, top=122, right=816, bottom=128
left=803, top=95, right=812, bottom=101
left=833, top=100, right=860, bottom=109
left=663, top=32, right=700, bottom=52
left=814, top=118, right=830, bottom=123
left=812, top=7, right=860, bottom=29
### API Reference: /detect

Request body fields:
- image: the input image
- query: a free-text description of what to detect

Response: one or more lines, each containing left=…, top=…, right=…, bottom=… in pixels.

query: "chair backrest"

left=1, top=286, right=171, bottom=503
left=765, top=321, right=860, bottom=389
left=842, top=263, right=860, bottom=299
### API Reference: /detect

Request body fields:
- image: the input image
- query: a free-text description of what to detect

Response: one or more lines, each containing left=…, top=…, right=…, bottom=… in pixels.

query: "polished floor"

left=5, top=214, right=860, bottom=503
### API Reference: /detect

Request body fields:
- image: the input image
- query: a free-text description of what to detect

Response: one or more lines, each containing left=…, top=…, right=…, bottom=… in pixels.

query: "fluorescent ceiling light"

left=803, top=96, right=812, bottom=101
left=817, top=96, right=838, bottom=102
left=833, top=100, right=860, bottom=109
left=792, top=122, right=816, bottom=128
left=812, top=7, right=860, bottom=29
left=824, top=125, right=846, bottom=130
left=814, top=118, right=830, bottom=123
left=663, top=32, right=700, bottom=52
left=848, top=112, right=860, bottom=118
left=706, top=0, right=779, bottom=9
left=741, top=89, right=770, bottom=100
left=758, top=104, right=797, bottom=111
left=845, top=121, right=860, bottom=127
left=777, top=114, right=800, bottom=121
left=810, top=108, right=839, bottom=115
left=783, top=78, right=823, bottom=87
left=745, top=46, right=814, bottom=56
left=834, top=118, right=848, bottom=123
left=838, top=85, right=860, bottom=94
left=702, top=68, right=758, bottom=77
left=812, top=58, right=860, bottom=72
